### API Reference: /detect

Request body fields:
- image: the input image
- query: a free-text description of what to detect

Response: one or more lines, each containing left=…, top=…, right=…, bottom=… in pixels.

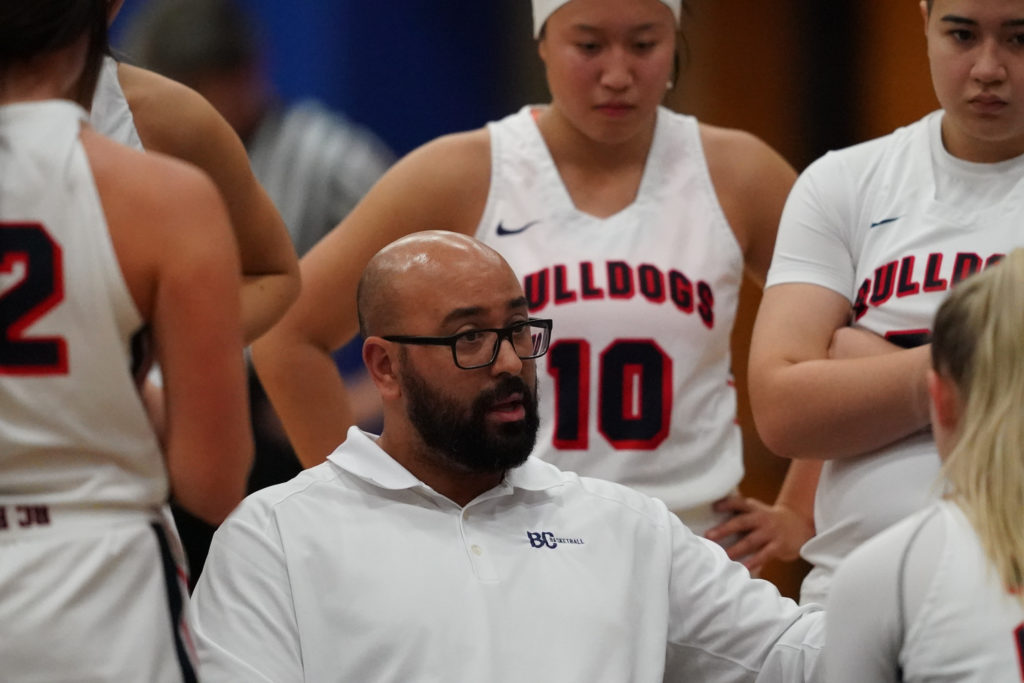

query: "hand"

left=704, top=495, right=815, bottom=573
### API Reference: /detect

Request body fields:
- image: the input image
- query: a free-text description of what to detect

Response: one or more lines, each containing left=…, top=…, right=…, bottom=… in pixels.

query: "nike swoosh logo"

left=869, top=216, right=901, bottom=228
left=496, top=220, right=540, bottom=236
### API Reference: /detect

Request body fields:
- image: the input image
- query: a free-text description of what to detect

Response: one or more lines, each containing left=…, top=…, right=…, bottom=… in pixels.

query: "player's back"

left=0, top=100, right=165, bottom=512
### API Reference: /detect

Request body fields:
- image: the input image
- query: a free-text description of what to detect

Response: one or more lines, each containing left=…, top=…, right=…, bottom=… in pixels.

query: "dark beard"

left=402, top=371, right=540, bottom=475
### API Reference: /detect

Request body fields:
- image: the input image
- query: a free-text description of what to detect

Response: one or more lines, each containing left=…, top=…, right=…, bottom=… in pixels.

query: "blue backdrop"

left=112, top=0, right=538, bottom=156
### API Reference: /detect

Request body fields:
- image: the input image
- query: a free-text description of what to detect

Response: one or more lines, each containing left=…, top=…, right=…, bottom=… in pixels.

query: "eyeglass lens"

left=454, top=322, right=549, bottom=367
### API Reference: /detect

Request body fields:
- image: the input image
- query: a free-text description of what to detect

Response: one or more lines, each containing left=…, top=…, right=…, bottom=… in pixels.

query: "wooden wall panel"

left=856, top=1, right=938, bottom=141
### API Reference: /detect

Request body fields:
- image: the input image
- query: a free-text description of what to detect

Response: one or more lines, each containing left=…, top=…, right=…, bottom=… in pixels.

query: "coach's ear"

left=363, top=337, right=401, bottom=401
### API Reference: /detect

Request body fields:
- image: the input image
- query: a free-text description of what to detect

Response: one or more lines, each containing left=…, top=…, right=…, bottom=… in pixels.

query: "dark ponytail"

left=0, top=0, right=108, bottom=104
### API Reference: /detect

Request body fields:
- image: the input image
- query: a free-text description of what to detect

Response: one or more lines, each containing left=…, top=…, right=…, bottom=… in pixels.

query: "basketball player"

left=747, top=0, right=1024, bottom=604
left=827, top=248, right=1024, bottom=682
left=91, top=0, right=301, bottom=583
left=252, top=0, right=797, bottom=549
left=92, top=0, right=299, bottom=343
left=0, top=2, right=252, bottom=679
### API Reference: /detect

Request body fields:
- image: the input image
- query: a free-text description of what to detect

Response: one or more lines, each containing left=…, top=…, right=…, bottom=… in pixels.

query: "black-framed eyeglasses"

left=382, top=318, right=553, bottom=370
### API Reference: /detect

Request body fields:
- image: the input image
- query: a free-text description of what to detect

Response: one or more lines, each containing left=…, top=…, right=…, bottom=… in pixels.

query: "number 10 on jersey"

left=548, top=338, right=671, bottom=451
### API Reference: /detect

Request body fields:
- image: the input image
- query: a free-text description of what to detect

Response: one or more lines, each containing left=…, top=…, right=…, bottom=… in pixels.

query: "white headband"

left=532, top=0, right=682, bottom=38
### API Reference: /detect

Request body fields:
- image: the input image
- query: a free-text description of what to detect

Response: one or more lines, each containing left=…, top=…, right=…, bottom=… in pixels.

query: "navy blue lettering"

left=669, top=271, right=693, bottom=312
left=853, top=279, right=870, bottom=321
left=952, top=253, right=982, bottom=284
left=554, top=265, right=577, bottom=304
left=523, top=269, right=549, bottom=312
left=527, top=531, right=558, bottom=549
left=637, top=264, right=666, bottom=303
left=923, top=253, right=947, bottom=292
left=697, top=282, right=715, bottom=329
left=580, top=262, right=603, bottom=299
left=870, top=261, right=898, bottom=306
left=896, top=256, right=920, bottom=297
left=0, top=223, right=67, bottom=374
left=607, top=261, right=634, bottom=298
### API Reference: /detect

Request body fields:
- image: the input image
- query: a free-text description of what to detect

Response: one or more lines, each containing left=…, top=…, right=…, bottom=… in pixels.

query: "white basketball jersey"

left=769, top=110, right=1024, bottom=602
left=827, top=501, right=1024, bottom=682
left=90, top=56, right=144, bottom=150
left=476, top=106, right=744, bottom=510
left=902, top=503, right=1024, bottom=682
left=0, top=101, right=166, bottom=510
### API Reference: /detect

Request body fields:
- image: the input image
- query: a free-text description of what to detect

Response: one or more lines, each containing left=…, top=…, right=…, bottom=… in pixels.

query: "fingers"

left=704, top=513, right=754, bottom=541
left=743, top=547, right=773, bottom=574
left=721, top=529, right=770, bottom=562
left=711, top=494, right=752, bottom=514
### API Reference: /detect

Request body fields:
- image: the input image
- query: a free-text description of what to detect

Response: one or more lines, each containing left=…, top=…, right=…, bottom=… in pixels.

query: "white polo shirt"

left=191, top=428, right=823, bottom=682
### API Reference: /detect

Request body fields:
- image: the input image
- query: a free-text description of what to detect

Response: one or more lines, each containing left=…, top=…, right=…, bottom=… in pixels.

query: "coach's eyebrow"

left=440, top=306, right=485, bottom=326
left=505, top=296, right=528, bottom=312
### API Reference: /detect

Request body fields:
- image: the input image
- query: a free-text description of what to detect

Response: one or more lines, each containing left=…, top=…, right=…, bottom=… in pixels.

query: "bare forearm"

left=752, top=346, right=931, bottom=459
left=241, top=273, right=301, bottom=344
left=251, top=336, right=354, bottom=468
left=775, top=459, right=820, bottom=519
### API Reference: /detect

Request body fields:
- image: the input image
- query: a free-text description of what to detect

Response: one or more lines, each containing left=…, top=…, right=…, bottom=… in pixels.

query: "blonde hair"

left=931, top=248, right=1024, bottom=605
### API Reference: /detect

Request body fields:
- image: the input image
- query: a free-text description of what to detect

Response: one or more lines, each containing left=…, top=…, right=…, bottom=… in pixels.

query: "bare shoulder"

left=699, top=123, right=795, bottom=188
left=81, top=126, right=232, bottom=316
left=116, top=62, right=236, bottom=162
left=359, top=126, right=492, bottom=234
left=389, top=127, right=491, bottom=194
left=82, top=126, right=219, bottom=214
left=81, top=126, right=226, bottom=251
left=698, top=123, right=797, bottom=283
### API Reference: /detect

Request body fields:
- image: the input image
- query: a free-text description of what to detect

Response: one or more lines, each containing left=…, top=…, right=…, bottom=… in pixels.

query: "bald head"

left=357, top=231, right=517, bottom=339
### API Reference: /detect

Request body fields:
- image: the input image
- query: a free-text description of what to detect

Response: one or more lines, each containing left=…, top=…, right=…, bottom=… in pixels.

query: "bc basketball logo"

left=527, top=531, right=557, bottom=548
left=527, top=531, right=586, bottom=549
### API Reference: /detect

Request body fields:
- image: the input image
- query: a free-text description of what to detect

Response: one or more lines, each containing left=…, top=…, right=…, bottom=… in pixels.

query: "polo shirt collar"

left=328, top=427, right=565, bottom=495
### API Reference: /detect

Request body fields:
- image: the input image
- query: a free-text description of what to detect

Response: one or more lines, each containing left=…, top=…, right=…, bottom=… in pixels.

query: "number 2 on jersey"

left=548, top=339, right=671, bottom=450
left=0, top=223, right=67, bottom=374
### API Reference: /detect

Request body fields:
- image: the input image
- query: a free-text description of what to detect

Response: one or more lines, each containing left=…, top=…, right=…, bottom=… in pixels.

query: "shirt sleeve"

left=189, top=500, right=304, bottom=683
left=765, top=149, right=860, bottom=301
left=664, top=516, right=825, bottom=682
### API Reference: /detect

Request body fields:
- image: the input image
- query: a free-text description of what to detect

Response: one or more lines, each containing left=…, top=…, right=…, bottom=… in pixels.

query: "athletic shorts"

left=0, top=505, right=198, bottom=682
